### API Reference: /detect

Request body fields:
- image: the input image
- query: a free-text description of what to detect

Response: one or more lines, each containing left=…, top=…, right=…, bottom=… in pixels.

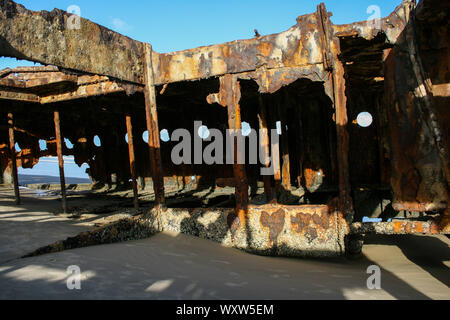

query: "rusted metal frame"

left=279, top=92, right=292, bottom=191
left=0, top=73, right=77, bottom=88
left=7, top=66, right=60, bottom=74
left=0, top=66, right=59, bottom=79
left=0, top=125, right=39, bottom=138
left=257, top=95, right=272, bottom=202
left=269, top=98, right=282, bottom=201
left=295, top=102, right=305, bottom=189
left=143, top=43, right=165, bottom=207
left=317, top=3, right=332, bottom=71
left=350, top=217, right=448, bottom=235
left=40, top=81, right=128, bottom=104
left=331, top=45, right=353, bottom=217
left=53, top=109, right=67, bottom=213
left=0, top=89, right=39, bottom=102
left=7, top=112, right=20, bottom=205
left=405, top=5, right=450, bottom=194
left=319, top=3, right=353, bottom=217
left=222, top=74, right=249, bottom=227
left=0, top=1, right=145, bottom=84
left=125, top=114, right=139, bottom=210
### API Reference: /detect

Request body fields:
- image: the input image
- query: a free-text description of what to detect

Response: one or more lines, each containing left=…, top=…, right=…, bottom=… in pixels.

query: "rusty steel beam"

left=222, top=74, right=249, bottom=228
left=125, top=114, right=139, bottom=210
left=2, top=66, right=59, bottom=75
left=333, top=1, right=410, bottom=44
left=0, top=72, right=77, bottom=88
left=0, top=0, right=415, bottom=89
left=279, top=93, right=291, bottom=191
left=7, top=112, right=20, bottom=204
left=257, top=95, right=272, bottom=202
left=53, top=109, right=67, bottom=213
left=0, top=89, right=39, bottom=102
left=295, top=102, right=305, bottom=189
left=153, top=12, right=324, bottom=85
left=272, top=110, right=282, bottom=201
left=350, top=218, right=448, bottom=235
left=0, top=0, right=326, bottom=87
left=0, top=67, right=143, bottom=104
left=0, top=0, right=145, bottom=84
left=40, top=81, right=129, bottom=104
left=319, top=3, right=353, bottom=217
left=143, top=43, right=165, bottom=207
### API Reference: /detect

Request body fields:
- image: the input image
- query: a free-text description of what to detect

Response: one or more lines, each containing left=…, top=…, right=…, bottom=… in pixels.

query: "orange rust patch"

left=260, top=208, right=286, bottom=246
left=257, top=42, right=273, bottom=57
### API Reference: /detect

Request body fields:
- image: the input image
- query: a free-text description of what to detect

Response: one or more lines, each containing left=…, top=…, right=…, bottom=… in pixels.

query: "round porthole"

left=65, top=138, right=74, bottom=149
left=242, top=122, right=252, bottom=137
left=197, top=125, right=210, bottom=140
left=142, top=131, right=149, bottom=143
left=39, top=140, right=47, bottom=151
left=160, top=129, right=170, bottom=142
left=93, top=135, right=102, bottom=147
left=356, top=112, right=373, bottom=128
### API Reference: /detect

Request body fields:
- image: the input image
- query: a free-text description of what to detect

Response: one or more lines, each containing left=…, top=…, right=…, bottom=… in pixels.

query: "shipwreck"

left=0, top=0, right=448, bottom=257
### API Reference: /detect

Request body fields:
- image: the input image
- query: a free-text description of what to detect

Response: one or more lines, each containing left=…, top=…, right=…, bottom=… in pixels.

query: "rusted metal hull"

left=350, top=219, right=445, bottom=235
left=383, top=1, right=449, bottom=212
left=157, top=203, right=348, bottom=258
left=0, top=0, right=448, bottom=258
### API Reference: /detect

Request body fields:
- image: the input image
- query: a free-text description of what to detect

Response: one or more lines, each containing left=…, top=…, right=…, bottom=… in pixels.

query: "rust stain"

left=260, top=208, right=286, bottom=245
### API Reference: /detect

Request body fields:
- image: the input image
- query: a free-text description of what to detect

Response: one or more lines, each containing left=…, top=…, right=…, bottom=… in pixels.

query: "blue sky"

left=6, top=0, right=401, bottom=179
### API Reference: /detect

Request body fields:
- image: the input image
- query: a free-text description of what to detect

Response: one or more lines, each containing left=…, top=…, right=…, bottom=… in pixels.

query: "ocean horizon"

left=18, top=174, right=92, bottom=186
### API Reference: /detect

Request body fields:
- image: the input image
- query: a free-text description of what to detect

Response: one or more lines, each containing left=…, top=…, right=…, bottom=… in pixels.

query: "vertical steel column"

left=223, top=74, right=249, bottom=226
left=53, top=109, right=67, bottom=213
left=126, top=114, right=139, bottom=210
left=257, top=95, right=272, bottom=202
left=295, top=103, right=305, bottom=189
left=143, top=43, right=165, bottom=207
left=7, top=113, right=20, bottom=205
left=268, top=97, right=282, bottom=201
left=279, top=94, right=291, bottom=191
left=318, top=3, right=352, bottom=215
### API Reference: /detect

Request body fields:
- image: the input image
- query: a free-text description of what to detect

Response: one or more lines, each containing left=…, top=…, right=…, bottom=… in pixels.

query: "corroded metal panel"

left=383, top=1, right=449, bottom=212
left=0, top=0, right=145, bottom=84
left=158, top=204, right=348, bottom=258
left=153, top=12, right=323, bottom=85
left=350, top=218, right=446, bottom=235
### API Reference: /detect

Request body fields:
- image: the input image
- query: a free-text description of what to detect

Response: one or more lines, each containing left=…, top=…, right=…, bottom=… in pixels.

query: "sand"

left=0, top=186, right=448, bottom=300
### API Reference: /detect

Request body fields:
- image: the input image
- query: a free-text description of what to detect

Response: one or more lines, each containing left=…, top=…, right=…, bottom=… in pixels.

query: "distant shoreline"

left=18, top=174, right=91, bottom=186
